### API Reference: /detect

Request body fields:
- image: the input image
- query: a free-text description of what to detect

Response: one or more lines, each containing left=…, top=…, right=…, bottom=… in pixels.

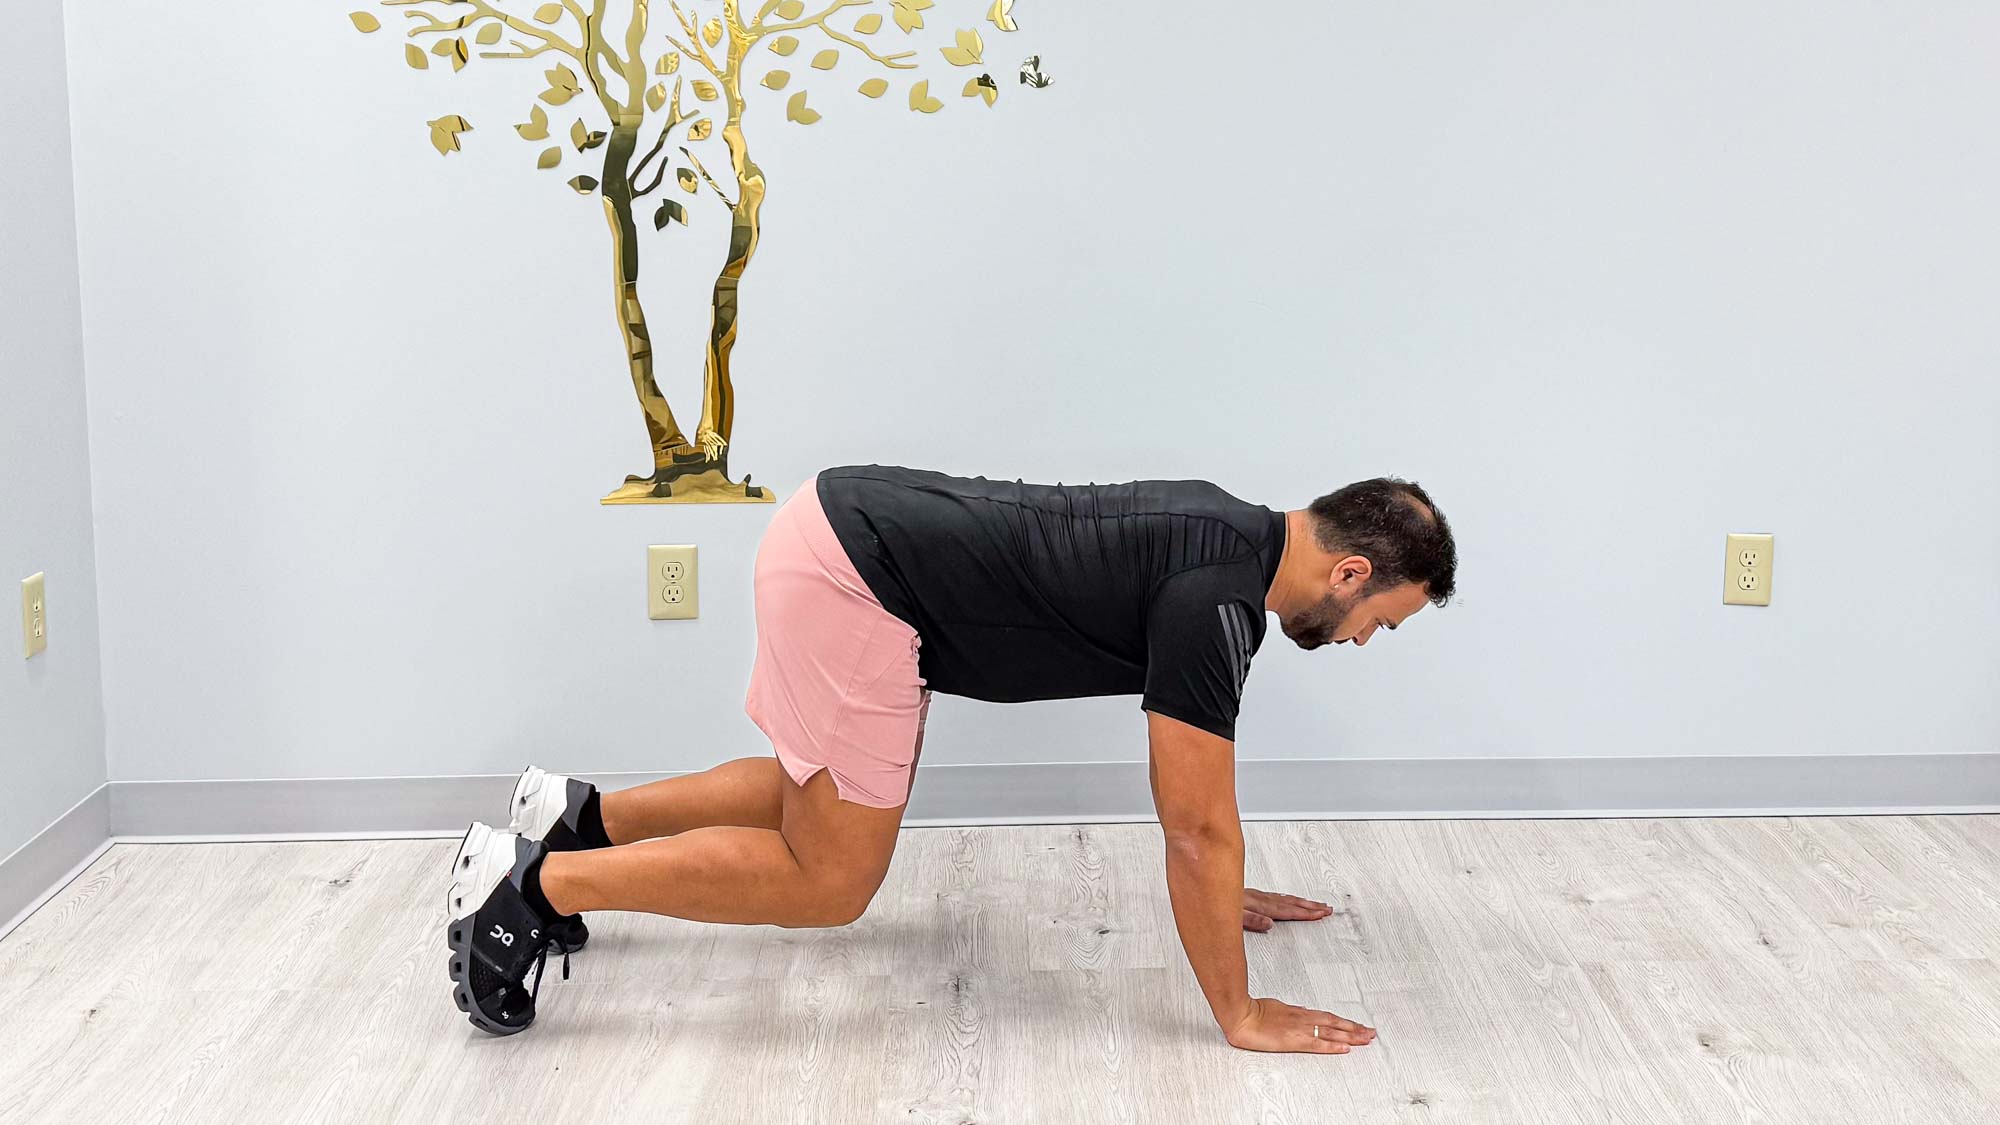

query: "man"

left=446, top=464, right=1457, bottom=1053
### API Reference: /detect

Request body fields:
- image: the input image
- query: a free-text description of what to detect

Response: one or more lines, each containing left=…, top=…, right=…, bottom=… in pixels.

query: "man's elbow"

left=1161, top=820, right=1243, bottom=864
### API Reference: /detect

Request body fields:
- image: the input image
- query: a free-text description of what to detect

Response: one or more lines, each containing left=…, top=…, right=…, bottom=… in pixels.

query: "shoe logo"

left=490, top=924, right=516, bottom=947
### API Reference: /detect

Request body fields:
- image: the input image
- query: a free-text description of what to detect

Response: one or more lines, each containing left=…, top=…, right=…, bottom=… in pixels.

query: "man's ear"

left=1333, top=555, right=1374, bottom=591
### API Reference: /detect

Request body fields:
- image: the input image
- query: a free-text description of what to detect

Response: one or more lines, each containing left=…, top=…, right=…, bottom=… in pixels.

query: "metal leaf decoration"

left=542, top=64, right=581, bottom=104
left=353, top=0, right=1035, bottom=508
left=427, top=115, right=472, bottom=155
left=940, top=28, right=982, bottom=66
left=892, top=0, right=933, bottom=34
left=432, top=37, right=470, bottom=72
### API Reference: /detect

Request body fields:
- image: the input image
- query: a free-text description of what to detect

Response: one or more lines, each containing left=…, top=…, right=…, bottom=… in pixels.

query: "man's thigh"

left=779, top=764, right=907, bottom=899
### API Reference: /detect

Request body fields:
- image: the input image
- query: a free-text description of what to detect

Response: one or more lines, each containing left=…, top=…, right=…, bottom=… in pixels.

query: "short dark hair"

left=1306, top=478, right=1457, bottom=606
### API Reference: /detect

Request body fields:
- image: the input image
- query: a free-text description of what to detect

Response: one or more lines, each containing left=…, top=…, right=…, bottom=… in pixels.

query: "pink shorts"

left=744, top=474, right=932, bottom=809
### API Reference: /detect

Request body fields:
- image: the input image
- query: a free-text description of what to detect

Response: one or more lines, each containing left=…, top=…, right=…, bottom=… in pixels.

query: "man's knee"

left=815, top=897, right=873, bottom=928
left=778, top=770, right=900, bottom=927
left=785, top=875, right=881, bottom=928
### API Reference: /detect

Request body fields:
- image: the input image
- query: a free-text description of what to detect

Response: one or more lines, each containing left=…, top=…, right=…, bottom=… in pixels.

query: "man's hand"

left=1242, top=888, right=1333, bottom=932
left=1225, top=997, right=1376, bottom=1054
left=1146, top=713, right=1380, bottom=1054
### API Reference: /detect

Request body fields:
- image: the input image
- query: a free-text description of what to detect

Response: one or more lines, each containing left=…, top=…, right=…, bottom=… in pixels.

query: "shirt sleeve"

left=1140, top=563, right=1263, bottom=742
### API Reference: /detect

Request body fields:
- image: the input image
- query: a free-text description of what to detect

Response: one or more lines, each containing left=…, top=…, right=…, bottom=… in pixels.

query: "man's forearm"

left=1162, top=825, right=1251, bottom=1031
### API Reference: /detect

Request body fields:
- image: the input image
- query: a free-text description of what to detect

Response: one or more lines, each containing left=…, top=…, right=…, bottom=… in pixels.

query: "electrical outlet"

left=648, top=544, right=699, bottom=620
left=22, top=572, right=47, bottom=658
left=1724, top=533, right=1773, bottom=606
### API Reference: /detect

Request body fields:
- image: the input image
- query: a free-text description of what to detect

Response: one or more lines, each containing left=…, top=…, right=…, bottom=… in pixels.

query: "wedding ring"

left=1313, top=1024, right=1320, bottom=1039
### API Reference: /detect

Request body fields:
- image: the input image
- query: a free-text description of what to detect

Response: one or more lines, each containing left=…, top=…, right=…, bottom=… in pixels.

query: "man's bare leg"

left=597, top=756, right=787, bottom=842
left=540, top=765, right=902, bottom=927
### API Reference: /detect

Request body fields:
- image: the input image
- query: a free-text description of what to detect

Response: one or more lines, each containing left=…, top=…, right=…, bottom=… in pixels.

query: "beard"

left=1280, top=587, right=1360, bottom=650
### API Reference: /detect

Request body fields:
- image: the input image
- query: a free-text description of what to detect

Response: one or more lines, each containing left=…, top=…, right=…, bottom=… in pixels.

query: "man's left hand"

left=1242, top=887, right=1334, bottom=932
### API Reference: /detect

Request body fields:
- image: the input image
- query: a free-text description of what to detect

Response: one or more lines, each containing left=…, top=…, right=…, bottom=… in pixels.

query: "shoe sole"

left=444, top=822, right=533, bottom=1037
left=508, top=765, right=565, bottom=840
left=508, top=766, right=592, bottom=955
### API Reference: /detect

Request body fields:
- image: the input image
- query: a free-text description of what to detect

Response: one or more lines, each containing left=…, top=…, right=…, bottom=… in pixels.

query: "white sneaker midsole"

left=508, top=766, right=572, bottom=842
left=447, top=822, right=515, bottom=925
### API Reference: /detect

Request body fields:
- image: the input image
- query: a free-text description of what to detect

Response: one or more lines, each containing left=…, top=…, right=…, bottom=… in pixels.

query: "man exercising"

left=446, top=464, right=1456, bottom=1053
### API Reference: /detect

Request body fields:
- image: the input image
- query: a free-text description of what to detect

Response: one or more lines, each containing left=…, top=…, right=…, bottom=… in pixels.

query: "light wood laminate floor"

left=4, top=815, right=1999, bottom=1123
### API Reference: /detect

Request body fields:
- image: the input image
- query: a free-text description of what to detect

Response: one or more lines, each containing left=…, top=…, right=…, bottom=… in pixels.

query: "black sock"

left=518, top=847, right=576, bottom=923
left=574, top=790, right=614, bottom=850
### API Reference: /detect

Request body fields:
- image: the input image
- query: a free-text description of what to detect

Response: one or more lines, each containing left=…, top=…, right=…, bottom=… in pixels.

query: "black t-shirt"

left=817, top=465, right=1287, bottom=741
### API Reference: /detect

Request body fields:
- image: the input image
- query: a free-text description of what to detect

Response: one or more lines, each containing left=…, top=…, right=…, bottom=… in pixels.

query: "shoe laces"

left=525, top=935, right=571, bottom=1005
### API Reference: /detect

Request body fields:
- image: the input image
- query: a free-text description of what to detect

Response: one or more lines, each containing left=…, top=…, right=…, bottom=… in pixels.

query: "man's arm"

left=1147, top=710, right=1377, bottom=1054
left=1146, top=710, right=1254, bottom=1031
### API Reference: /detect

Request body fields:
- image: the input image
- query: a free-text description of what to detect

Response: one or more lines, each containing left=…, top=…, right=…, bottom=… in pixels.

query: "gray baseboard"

left=107, top=753, right=2000, bottom=838
left=109, top=774, right=522, bottom=838
left=1, top=785, right=112, bottom=938
left=8, top=755, right=1994, bottom=933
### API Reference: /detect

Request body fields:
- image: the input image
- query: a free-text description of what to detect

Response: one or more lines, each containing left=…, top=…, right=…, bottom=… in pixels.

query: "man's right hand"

left=1224, top=997, right=1377, bottom=1054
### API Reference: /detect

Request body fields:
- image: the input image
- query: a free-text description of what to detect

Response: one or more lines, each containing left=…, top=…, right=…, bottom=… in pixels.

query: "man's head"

left=1280, top=478, right=1457, bottom=650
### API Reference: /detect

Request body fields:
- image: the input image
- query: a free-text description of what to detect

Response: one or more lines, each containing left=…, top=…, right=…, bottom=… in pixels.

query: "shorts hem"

left=778, top=757, right=908, bottom=810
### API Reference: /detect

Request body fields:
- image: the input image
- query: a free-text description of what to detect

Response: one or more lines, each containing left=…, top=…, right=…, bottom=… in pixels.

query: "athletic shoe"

left=444, top=822, right=567, bottom=1036
left=506, top=766, right=600, bottom=953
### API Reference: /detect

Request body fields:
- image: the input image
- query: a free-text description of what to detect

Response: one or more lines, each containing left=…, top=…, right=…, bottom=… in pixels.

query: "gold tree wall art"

left=351, top=0, right=1043, bottom=504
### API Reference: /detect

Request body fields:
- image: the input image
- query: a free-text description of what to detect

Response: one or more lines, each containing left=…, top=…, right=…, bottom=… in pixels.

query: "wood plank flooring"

left=3, top=815, right=1998, bottom=1124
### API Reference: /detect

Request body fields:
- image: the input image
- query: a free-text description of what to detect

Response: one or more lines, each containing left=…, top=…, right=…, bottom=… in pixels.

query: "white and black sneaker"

left=445, top=822, right=566, bottom=1036
left=507, top=766, right=606, bottom=953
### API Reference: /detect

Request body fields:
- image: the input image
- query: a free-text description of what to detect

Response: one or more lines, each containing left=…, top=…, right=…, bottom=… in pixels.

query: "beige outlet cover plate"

left=22, top=572, right=47, bottom=657
left=648, top=544, right=699, bottom=621
left=1723, top=533, right=1774, bottom=606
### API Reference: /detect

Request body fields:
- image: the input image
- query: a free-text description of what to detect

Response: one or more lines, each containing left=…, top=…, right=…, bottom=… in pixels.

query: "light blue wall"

left=62, top=0, right=2000, bottom=785
left=1, top=0, right=105, bottom=858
